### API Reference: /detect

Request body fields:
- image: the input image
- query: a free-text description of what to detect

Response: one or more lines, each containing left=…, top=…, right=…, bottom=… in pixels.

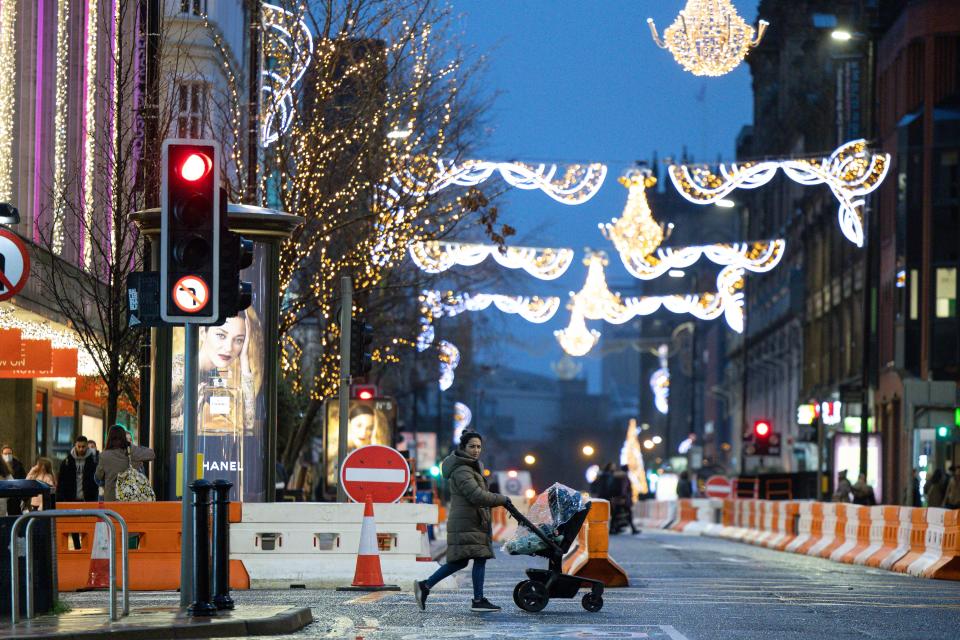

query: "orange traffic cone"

left=80, top=496, right=110, bottom=590
left=337, top=495, right=400, bottom=591
left=416, top=523, right=432, bottom=562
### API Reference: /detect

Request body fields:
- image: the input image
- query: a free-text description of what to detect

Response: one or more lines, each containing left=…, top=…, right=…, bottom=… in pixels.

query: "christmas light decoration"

left=554, top=304, right=601, bottom=357
left=669, top=140, right=890, bottom=247
left=0, top=1, right=16, bottom=202
left=82, top=0, right=100, bottom=267
left=621, top=239, right=785, bottom=280
left=409, top=240, right=574, bottom=279
left=417, top=289, right=560, bottom=351
left=600, top=169, right=669, bottom=263
left=650, top=344, right=670, bottom=414
left=0, top=307, right=98, bottom=376
left=51, top=0, right=71, bottom=251
left=453, top=401, right=472, bottom=430
left=438, top=340, right=460, bottom=391
left=261, top=3, right=314, bottom=147
left=569, top=252, right=628, bottom=324
left=394, top=160, right=608, bottom=205
left=647, top=0, right=768, bottom=77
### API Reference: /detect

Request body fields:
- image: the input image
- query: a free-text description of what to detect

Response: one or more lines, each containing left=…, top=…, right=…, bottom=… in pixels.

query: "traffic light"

left=350, top=319, right=373, bottom=377
left=160, top=140, right=220, bottom=323
left=751, top=420, right=780, bottom=456
left=351, top=384, right=377, bottom=400
left=215, top=188, right=254, bottom=324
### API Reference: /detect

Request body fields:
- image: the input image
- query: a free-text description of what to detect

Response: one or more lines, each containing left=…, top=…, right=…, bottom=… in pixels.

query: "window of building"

left=935, top=267, right=956, bottom=318
left=910, top=269, right=919, bottom=319
left=180, top=0, right=206, bottom=15
left=176, top=82, right=207, bottom=139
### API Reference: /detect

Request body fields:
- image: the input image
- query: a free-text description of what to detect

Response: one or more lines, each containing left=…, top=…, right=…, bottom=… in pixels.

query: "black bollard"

left=211, top=479, right=235, bottom=610
left=188, top=479, right=217, bottom=616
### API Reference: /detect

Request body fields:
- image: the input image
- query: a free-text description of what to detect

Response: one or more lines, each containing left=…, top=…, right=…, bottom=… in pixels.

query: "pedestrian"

left=677, top=470, right=693, bottom=499
left=833, top=470, right=853, bottom=502
left=945, top=465, right=960, bottom=509
left=24, top=458, right=56, bottom=510
left=0, top=455, right=14, bottom=517
left=414, top=430, right=508, bottom=613
left=56, top=435, right=99, bottom=503
left=95, top=425, right=155, bottom=502
left=852, top=473, right=876, bottom=505
left=904, top=468, right=922, bottom=507
left=616, top=464, right=639, bottom=534
left=1, top=444, right=26, bottom=478
left=925, top=469, right=946, bottom=508
left=87, top=440, right=100, bottom=466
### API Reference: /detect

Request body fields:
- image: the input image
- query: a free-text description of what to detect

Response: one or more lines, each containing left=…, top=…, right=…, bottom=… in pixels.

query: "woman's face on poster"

left=203, top=316, right=246, bottom=369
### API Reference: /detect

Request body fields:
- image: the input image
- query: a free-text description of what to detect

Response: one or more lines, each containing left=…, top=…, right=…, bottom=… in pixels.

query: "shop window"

left=935, top=267, right=956, bottom=318
left=910, top=269, right=919, bottom=319
left=51, top=396, right=76, bottom=463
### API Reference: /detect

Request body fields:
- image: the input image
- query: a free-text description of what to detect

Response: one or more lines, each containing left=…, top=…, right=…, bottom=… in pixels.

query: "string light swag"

left=648, top=0, right=768, bottom=77
left=622, top=239, right=785, bottom=280
left=670, top=139, right=890, bottom=247
left=261, top=3, right=314, bottom=147
left=417, top=289, right=560, bottom=351
left=554, top=304, right=601, bottom=358
left=409, top=241, right=574, bottom=280
left=650, top=344, right=670, bottom=414
left=600, top=169, right=671, bottom=265
left=394, top=160, right=608, bottom=205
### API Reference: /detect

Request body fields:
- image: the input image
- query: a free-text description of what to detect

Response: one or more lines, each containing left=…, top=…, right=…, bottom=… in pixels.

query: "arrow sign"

left=172, top=275, right=210, bottom=313
left=340, top=445, right=410, bottom=503
left=0, top=229, right=30, bottom=302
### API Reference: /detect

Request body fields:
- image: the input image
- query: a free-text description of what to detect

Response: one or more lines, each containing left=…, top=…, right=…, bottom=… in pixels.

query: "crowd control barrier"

left=229, top=502, right=438, bottom=589
left=648, top=497, right=960, bottom=581
left=634, top=500, right=677, bottom=529
left=561, top=499, right=629, bottom=587
left=491, top=494, right=528, bottom=543
left=55, top=501, right=242, bottom=591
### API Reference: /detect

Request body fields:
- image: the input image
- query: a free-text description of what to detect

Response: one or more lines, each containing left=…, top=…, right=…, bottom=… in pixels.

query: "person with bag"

left=24, top=457, right=56, bottom=510
left=95, top=425, right=156, bottom=502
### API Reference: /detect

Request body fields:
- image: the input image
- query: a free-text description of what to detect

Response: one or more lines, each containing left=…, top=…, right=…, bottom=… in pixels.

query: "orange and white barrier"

left=635, top=500, right=676, bottom=529
left=491, top=494, right=529, bottom=543
left=562, top=499, right=629, bottom=587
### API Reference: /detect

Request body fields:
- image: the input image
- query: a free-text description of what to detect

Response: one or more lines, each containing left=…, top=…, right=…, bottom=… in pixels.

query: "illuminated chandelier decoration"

left=409, top=241, right=575, bottom=280
left=599, top=169, right=671, bottom=266
left=650, top=344, right=670, bottom=415
left=417, top=290, right=560, bottom=352
left=261, top=3, right=314, bottom=147
left=438, top=340, right=460, bottom=391
left=622, top=239, right=785, bottom=280
left=393, top=159, right=607, bottom=205
left=569, top=252, right=629, bottom=324
left=647, top=0, right=768, bottom=77
left=554, top=305, right=601, bottom=357
left=669, top=139, right=890, bottom=247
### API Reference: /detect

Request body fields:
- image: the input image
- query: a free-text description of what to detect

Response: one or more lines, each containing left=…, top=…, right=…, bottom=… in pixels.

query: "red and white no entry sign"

left=340, top=445, right=410, bottom=503
left=704, top=475, right=733, bottom=499
left=0, top=229, right=31, bottom=302
left=172, top=275, right=210, bottom=313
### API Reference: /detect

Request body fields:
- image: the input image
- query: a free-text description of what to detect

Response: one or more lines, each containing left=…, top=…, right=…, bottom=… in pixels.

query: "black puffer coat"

left=442, top=450, right=507, bottom=562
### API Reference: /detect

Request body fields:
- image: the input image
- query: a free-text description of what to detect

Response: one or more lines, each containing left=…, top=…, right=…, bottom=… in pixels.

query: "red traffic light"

left=351, top=384, right=377, bottom=400
left=179, top=152, right=212, bottom=182
left=754, top=420, right=771, bottom=438
left=358, top=389, right=374, bottom=400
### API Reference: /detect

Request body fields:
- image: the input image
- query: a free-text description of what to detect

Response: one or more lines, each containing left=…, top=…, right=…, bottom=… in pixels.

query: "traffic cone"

left=80, top=496, right=111, bottom=590
left=336, top=495, right=400, bottom=591
left=416, top=523, right=432, bottom=562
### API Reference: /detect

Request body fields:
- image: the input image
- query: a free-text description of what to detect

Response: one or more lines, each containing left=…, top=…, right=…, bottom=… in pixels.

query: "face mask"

left=2, top=454, right=12, bottom=463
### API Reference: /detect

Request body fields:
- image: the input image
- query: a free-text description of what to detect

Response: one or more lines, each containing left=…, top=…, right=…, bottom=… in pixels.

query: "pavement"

left=7, top=528, right=960, bottom=639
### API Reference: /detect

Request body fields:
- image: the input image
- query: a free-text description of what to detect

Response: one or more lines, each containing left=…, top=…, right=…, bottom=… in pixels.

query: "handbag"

left=115, top=448, right=155, bottom=502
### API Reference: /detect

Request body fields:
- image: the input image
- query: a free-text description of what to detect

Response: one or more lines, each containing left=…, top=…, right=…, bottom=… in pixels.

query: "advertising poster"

left=168, top=244, right=269, bottom=502
left=324, top=397, right=396, bottom=490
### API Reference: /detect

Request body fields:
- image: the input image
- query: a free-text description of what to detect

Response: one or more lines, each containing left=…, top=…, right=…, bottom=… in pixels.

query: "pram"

left=503, top=497, right=605, bottom=613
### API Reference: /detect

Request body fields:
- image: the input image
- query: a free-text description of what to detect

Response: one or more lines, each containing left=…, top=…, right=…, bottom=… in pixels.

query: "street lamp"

left=652, top=435, right=663, bottom=445
left=581, top=444, right=595, bottom=457
left=830, top=29, right=854, bottom=41
left=643, top=439, right=655, bottom=450
left=523, top=454, right=536, bottom=465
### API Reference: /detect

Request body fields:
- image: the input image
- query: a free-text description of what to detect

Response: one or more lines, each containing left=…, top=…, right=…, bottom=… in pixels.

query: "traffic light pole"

left=337, top=277, right=352, bottom=503
left=180, top=322, right=199, bottom=607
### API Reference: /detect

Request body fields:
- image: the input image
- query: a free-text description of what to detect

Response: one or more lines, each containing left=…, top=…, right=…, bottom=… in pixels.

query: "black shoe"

left=414, top=580, right=429, bottom=610
left=471, top=597, right=501, bottom=612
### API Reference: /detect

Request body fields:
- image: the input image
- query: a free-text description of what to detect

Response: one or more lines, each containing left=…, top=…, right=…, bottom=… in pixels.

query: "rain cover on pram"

left=502, top=483, right=585, bottom=555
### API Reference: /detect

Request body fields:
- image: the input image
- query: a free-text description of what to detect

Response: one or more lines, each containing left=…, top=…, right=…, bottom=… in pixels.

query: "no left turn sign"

left=172, top=275, right=210, bottom=313
left=0, top=229, right=31, bottom=302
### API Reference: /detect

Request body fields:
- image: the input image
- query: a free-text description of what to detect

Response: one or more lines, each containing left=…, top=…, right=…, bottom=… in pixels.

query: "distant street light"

left=524, top=454, right=536, bottom=465
left=643, top=439, right=655, bottom=450
left=652, top=435, right=663, bottom=445
left=831, top=29, right=854, bottom=41
left=582, top=445, right=595, bottom=457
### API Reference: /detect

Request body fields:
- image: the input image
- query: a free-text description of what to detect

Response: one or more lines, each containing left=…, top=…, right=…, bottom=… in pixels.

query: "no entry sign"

left=340, top=445, right=410, bottom=503
left=0, top=229, right=30, bottom=302
left=704, top=475, right=733, bottom=499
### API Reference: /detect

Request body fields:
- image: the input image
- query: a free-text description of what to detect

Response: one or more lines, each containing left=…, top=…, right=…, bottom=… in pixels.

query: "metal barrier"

left=9, top=509, right=129, bottom=624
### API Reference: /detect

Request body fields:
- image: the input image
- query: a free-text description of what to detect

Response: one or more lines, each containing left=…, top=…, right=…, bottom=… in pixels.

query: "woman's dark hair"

left=105, top=425, right=130, bottom=451
left=458, top=431, right=482, bottom=450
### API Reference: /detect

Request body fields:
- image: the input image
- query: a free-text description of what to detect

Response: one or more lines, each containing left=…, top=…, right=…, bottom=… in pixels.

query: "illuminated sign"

left=821, top=401, right=842, bottom=426
left=797, top=404, right=818, bottom=425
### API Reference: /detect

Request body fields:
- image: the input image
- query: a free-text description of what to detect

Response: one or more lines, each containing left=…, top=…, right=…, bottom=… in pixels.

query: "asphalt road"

left=63, top=529, right=960, bottom=639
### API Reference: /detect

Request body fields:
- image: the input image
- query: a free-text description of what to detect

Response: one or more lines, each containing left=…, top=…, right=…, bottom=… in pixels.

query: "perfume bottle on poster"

left=201, top=371, right=241, bottom=434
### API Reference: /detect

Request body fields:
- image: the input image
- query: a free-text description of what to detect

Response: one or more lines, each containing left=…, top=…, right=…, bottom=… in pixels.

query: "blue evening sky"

left=446, top=0, right=761, bottom=391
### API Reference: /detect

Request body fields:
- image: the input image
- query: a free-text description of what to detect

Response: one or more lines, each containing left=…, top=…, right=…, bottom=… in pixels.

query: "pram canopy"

left=502, top=483, right=585, bottom=555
